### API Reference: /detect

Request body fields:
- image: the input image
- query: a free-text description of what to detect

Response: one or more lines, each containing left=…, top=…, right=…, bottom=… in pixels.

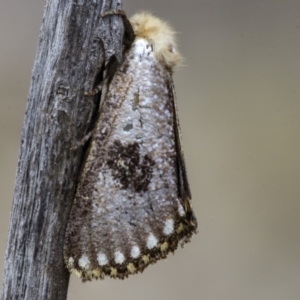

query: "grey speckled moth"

left=64, top=11, right=197, bottom=281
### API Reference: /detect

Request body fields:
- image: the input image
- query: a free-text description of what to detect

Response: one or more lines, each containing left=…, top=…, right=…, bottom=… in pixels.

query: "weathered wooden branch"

left=1, top=0, right=124, bottom=299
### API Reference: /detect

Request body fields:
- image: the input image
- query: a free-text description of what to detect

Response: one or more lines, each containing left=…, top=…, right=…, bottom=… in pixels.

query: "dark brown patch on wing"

left=107, top=140, right=155, bottom=192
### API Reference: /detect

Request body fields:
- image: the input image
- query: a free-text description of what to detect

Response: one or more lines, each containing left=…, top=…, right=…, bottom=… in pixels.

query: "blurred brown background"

left=1, top=0, right=300, bottom=299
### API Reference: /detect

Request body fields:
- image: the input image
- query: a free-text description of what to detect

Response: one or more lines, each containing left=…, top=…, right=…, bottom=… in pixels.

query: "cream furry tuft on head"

left=129, top=12, right=182, bottom=71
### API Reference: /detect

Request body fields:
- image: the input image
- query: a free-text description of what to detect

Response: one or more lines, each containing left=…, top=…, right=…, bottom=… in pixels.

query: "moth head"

left=130, top=12, right=182, bottom=71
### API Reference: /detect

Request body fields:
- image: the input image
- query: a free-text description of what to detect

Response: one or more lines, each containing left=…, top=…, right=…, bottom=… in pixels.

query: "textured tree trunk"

left=1, top=0, right=124, bottom=299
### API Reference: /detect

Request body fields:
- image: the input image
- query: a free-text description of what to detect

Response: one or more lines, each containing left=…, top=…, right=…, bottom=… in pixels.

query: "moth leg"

left=100, top=9, right=126, bottom=17
left=84, top=81, right=106, bottom=97
left=85, top=53, right=119, bottom=96
left=101, top=9, right=135, bottom=51
left=84, top=9, right=135, bottom=97
left=70, top=131, right=93, bottom=151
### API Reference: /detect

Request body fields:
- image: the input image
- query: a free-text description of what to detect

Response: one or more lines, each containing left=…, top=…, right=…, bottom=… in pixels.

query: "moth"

left=64, top=11, right=197, bottom=280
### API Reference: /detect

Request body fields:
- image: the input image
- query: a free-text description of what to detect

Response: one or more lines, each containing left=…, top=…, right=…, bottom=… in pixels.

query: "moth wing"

left=169, top=80, right=197, bottom=228
left=170, top=80, right=191, bottom=200
left=64, top=38, right=197, bottom=280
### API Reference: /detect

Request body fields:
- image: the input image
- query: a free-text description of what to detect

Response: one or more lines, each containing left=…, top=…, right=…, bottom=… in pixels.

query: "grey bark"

left=1, top=0, right=124, bottom=299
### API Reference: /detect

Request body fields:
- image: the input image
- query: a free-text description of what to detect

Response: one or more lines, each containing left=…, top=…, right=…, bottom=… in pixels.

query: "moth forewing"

left=64, top=11, right=197, bottom=281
